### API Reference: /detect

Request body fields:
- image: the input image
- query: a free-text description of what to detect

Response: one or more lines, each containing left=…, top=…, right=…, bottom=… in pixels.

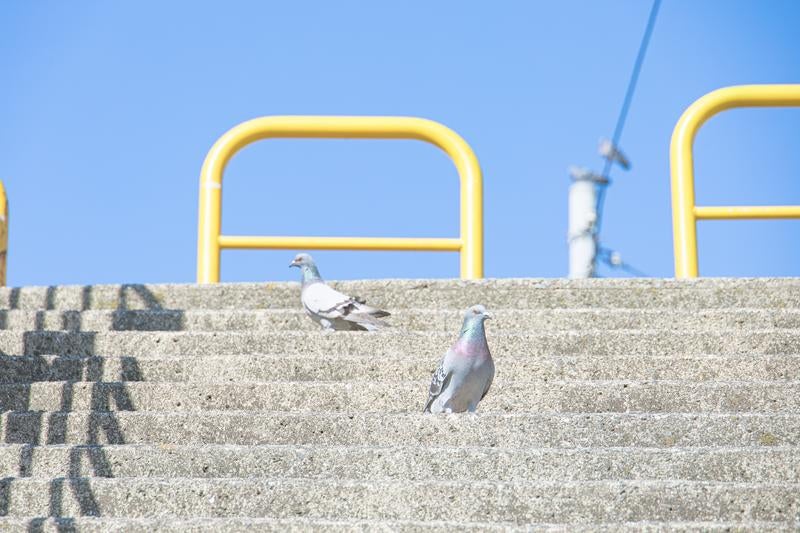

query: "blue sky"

left=1, top=1, right=799, bottom=286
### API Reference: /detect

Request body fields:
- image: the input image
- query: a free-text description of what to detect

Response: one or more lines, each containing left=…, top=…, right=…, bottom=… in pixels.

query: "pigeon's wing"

left=479, top=372, right=493, bottom=401
left=303, top=282, right=391, bottom=330
left=479, top=358, right=495, bottom=401
left=423, top=355, right=452, bottom=413
left=302, top=282, right=354, bottom=318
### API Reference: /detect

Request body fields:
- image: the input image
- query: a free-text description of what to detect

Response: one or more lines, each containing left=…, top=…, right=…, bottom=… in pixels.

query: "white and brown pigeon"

left=289, top=253, right=391, bottom=331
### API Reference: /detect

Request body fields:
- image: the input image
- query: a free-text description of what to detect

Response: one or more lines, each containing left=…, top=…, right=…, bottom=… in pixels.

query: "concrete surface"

left=1, top=380, right=800, bottom=413
left=1, top=517, right=797, bottom=532
left=4, top=308, right=800, bottom=332
left=3, top=354, right=800, bottom=383
left=0, top=278, right=797, bottom=310
left=0, top=444, right=798, bottom=482
left=2, top=412, right=798, bottom=447
left=4, top=329, right=800, bottom=357
left=1, top=478, right=799, bottom=521
left=0, top=278, right=799, bottom=530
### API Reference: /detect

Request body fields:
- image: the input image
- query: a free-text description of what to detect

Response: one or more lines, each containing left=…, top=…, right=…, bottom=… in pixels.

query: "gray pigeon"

left=424, top=305, right=495, bottom=414
left=289, top=253, right=391, bottom=331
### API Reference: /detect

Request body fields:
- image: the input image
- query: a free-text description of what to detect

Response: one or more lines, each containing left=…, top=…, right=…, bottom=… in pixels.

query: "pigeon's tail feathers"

left=361, top=305, right=391, bottom=319
left=423, top=392, right=437, bottom=414
left=343, top=309, right=392, bottom=330
left=350, top=295, right=390, bottom=318
left=340, top=301, right=391, bottom=329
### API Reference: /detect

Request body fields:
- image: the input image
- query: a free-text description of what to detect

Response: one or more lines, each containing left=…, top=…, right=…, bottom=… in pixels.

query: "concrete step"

left=0, top=278, right=797, bottom=528
left=1, top=444, right=798, bottom=482
left=0, top=477, right=797, bottom=522
left=3, top=354, right=799, bottom=383
left=0, top=517, right=511, bottom=533
left=1, top=278, right=798, bottom=311
left=5, top=308, right=800, bottom=332
left=0, top=517, right=794, bottom=533
left=1, top=381, right=799, bottom=414
left=1, top=412, right=795, bottom=447
left=6, top=329, right=800, bottom=358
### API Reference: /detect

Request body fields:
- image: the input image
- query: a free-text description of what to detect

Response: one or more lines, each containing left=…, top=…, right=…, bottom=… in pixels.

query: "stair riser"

left=0, top=479, right=797, bottom=522
left=1, top=382, right=799, bottom=414
left=0, top=518, right=792, bottom=533
left=5, top=309, right=800, bottom=332
left=1, top=446, right=798, bottom=482
left=0, top=518, right=515, bottom=533
left=1, top=279, right=798, bottom=311
left=1, top=413, right=795, bottom=447
left=3, top=355, right=799, bottom=383
left=5, top=330, right=800, bottom=357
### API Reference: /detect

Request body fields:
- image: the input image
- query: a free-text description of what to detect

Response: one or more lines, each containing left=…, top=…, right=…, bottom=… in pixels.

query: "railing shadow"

left=0, top=284, right=185, bottom=527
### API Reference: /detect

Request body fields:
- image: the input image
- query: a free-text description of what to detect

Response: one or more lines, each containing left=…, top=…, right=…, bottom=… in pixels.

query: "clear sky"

left=1, top=1, right=799, bottom=286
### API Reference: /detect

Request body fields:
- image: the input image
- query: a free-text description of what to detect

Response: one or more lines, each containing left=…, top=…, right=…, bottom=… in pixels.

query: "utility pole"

left=567, top=166, right=606, bottom=278
left=566, top=141, right=628, bottom=279
left=566, top=0, right=660, bottom=278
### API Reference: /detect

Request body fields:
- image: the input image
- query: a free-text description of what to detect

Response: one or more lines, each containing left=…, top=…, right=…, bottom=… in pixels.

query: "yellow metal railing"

left=670, top=84, right=800, bottom=278
left=0, top=180, right=7, bottom=286
left=197, top=116, right=483, bottom=283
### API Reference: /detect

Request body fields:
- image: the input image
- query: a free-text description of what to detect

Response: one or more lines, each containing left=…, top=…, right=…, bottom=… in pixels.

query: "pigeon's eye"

left=472, top=309, right=479, bottom=314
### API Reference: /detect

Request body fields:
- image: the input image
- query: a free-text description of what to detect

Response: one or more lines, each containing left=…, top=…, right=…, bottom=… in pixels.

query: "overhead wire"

left=601, top=0, right=662, bottom=180
left=595, top=0, right=661, bottom=233
left=593, top=0, right=661, bottom=276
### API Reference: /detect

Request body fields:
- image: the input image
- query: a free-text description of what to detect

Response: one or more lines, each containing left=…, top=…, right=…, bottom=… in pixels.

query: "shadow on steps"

left=0, top=284, right=185, bottom=525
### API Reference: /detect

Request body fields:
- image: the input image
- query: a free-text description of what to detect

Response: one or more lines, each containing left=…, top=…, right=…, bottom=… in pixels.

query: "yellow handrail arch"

left=670, top=84, right=800, bottom=278
left=0, top=180, right=7, bottom=286
left=197, top=116, right=483, bottom=283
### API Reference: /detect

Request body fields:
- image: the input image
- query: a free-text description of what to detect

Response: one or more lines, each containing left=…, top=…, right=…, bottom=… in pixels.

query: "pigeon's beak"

left=483, top=312, right=494, bottom=320
left=289, top=260, right=299, bottom=268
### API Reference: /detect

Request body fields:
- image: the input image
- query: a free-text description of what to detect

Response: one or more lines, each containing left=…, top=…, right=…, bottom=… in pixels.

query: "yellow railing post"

left=197, top=116, right=483, bottom=283
left=670, top=84, right=800, bottom=278
left=0, top=180, right=8, bottom=286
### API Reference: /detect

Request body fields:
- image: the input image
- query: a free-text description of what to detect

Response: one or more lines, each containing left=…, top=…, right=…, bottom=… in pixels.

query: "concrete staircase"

left=0, top=278, right=799, bottom=531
